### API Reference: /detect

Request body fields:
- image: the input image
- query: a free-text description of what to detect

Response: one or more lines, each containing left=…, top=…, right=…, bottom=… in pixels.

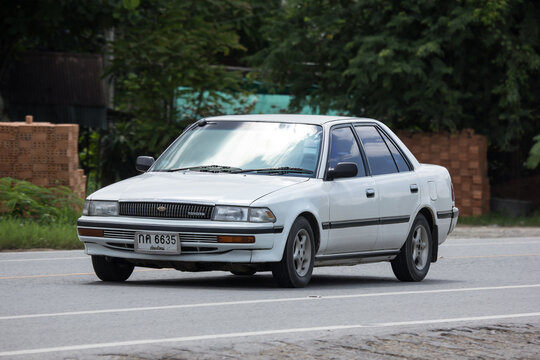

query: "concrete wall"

left=0, top=121, right=86, bottom=198
left=397, top=129, right=489, bottom=216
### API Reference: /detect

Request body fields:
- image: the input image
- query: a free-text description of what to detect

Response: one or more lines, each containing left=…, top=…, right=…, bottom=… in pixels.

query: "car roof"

left=204, top=114, right=377, bottom=125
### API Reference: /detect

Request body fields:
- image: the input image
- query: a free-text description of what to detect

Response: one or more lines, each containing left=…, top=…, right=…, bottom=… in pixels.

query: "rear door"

left=354, top=125, right=420, bottom=250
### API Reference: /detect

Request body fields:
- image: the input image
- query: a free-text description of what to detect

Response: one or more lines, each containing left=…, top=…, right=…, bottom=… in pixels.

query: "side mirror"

left=136, top=156, right=155, bottom=172
left=327, top=162, right=358, bottom=180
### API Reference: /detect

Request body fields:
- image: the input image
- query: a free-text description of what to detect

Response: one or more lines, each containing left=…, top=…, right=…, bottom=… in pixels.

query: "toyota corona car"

left=77, top=114, right=458, bottom=287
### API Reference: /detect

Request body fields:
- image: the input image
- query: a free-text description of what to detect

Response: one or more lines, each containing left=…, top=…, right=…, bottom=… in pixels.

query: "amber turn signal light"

left=77, top=228, right=104, bottom=237
left=217, top=235, right=255, bottom=243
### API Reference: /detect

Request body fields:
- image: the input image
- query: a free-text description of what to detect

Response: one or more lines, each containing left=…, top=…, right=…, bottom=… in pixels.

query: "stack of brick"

left=397, top=129, right=489, bottom=216
left=0, top=119, right=86, bottom=198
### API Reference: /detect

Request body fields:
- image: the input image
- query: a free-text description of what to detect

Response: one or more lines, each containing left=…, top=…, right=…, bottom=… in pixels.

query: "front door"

left=324, top=125, right=379, bottom=254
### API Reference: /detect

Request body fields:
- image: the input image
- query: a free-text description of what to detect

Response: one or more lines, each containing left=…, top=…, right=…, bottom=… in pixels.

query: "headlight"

left=248, top=208, right=276, bottom=223
left=212, top=206, right=276, bottom=223
left=212, top=206, right=248, bottom=222
left=83, top=200, right=119, bottom=216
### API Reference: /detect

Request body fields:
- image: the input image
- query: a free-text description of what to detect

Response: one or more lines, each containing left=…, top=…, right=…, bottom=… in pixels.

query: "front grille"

left=119, top=202, right=213, bottom=219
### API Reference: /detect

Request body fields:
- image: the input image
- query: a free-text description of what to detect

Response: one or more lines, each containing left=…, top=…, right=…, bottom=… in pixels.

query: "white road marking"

left=0, top=268, right=171, bottom=280
left=1, top=312, right=539, bottom=357
left=0, top=257, right=88, bottom=263
left=0, top=250, right=84, bottom=256
left=443, top=240, right=540, bottom=247
left=1, top=283, right=539, bottom=321
left=442, top=253, right=540, bottom=259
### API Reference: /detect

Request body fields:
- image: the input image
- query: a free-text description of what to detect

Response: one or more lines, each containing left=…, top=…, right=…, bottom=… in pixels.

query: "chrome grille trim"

left=103, top=230, right=135, bottom=239
left=104, top=242, right=219, bottom=254
left=119, top=202, right=213, bottom=220
left=179, top=234, right=218, bottom=243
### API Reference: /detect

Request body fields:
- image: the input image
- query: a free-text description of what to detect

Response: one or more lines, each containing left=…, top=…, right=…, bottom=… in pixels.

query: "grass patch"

left=0, top=218, right=82, bottom=250
left=459, top=212, right=540, bottom=227
left=0, top=177, right=83, bottom=250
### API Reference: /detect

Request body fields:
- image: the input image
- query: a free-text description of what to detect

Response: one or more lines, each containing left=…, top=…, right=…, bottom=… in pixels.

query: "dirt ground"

left=103, top=324, right=540, bottom=360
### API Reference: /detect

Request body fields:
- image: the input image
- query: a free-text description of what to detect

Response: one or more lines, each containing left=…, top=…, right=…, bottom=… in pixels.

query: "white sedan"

left=77, top=114, right=458, bottom=287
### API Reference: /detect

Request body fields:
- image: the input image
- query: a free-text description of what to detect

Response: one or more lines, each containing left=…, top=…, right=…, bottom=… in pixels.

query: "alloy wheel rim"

left=412, top=225, right=429, bottom=270
left=292, top=229, right=311, bottom=277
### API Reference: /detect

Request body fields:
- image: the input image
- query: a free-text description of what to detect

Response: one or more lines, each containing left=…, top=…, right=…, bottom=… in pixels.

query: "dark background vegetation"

left=1, top=0, right=539, bottom=193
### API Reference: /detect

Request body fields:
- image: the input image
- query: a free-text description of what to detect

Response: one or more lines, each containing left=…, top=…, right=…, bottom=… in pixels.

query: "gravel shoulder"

left=101, top=324, right=540, bottom=360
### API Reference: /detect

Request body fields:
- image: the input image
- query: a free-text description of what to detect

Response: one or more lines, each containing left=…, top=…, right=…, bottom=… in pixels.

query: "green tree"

left=527, top=135, right=540, bottom=169
left=1, top=1, right=258, bottom=187
left=0, top=1, right=119, bottom=89
left=98, top=0, right=255, bottom=184
left=255, top=0, right=540, bottom=152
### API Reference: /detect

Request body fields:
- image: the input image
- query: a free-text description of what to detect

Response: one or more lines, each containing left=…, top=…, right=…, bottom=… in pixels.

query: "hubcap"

left=292, top=229, right=311, bottom=277
left=411, top=225, right=429, bottom=270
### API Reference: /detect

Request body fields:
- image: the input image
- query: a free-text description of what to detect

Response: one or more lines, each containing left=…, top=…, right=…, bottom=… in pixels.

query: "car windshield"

left=152, top=121, right=323, bottom=177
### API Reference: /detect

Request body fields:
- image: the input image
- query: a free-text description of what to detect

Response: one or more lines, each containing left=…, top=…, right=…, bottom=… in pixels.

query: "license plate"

left=134, top=232, right=180, bottom=254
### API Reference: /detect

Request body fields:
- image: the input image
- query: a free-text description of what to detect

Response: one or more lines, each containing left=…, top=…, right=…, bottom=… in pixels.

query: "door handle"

left=366, top=188, right=375, bottom=198
left=410, top=184, right=419, bottom=193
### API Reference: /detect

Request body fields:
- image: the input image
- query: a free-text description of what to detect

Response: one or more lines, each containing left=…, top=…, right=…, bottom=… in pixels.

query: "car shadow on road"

left=85, top=273, right=460, bottom=291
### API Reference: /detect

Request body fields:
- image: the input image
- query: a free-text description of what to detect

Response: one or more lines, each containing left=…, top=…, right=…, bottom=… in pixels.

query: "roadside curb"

left=450, top=225, right=540, bottom=238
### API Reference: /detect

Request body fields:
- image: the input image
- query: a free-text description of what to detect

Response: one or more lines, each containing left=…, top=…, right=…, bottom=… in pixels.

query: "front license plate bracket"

left=134, top=231, right=180, bottom=254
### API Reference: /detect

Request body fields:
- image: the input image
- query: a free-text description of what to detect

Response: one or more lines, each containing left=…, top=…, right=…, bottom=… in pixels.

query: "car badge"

left=188, top=211, right=206, bottom=216
left=157, top=206, right=166, bottom=212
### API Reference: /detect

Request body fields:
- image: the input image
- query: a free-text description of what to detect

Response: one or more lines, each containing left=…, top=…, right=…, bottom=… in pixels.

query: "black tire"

left=91, top=255, right=134, bottom=282
left=230, top=270, right=257, bottom=276
left=391, top=214, right=432, bottom=282
left=272, top=217, right=315, bottom=288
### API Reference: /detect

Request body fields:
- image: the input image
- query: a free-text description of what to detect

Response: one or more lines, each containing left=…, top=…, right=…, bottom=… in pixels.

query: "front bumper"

left=77, top=216, right=286, bottom=264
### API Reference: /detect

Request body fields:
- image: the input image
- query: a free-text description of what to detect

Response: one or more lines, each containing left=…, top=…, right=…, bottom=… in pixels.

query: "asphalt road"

left=1, top=233, right=539, bottom=359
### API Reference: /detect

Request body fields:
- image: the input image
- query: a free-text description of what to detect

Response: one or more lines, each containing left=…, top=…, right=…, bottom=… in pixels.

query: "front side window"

left=328, top=126, right=366, bottom=177
left=355, top=126, right=398, bottom=175
left=152, top=121, right=322, bottom=176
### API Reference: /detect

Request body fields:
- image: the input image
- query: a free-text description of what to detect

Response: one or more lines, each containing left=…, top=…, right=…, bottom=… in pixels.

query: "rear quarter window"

left=355, top=126, right=398, bottom=175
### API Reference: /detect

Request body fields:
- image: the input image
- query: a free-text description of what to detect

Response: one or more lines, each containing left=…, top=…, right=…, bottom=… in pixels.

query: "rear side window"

left=380, top=132, right=410, bottom=172
left=355, top=126, right=397, bottom=175
left=328, top=127, right=366, bottom=177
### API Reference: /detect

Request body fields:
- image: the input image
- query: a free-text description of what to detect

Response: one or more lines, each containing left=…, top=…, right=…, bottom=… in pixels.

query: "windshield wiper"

left=166, top=165, right=242, bottom=173
left=232, top=167, right=313, bottom=175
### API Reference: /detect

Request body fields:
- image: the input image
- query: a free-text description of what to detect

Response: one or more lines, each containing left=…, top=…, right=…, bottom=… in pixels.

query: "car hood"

left=88, top=171, right=310, bottom=206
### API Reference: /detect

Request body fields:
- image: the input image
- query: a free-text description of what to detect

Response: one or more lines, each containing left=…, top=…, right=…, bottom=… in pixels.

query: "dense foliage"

left=2, top=0, right=539, bottom=188
left=0, top=1, right=118, bottom=85
left=255, top=0, right=540, bottom=152
left=0, top=178, right=83, bottom=224
left=98, top=0, right=255, bottom=183
left=527, top=135, right=540, bottom=169
left=1, top=1, right=278, bottom=186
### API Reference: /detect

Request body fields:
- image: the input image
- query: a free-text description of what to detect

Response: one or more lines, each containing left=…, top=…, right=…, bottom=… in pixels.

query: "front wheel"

left=91, top=255, right=134, bottom=282
left=391, top=214, right=432, bottom=282
left=272, top=217, right=315, bottom=288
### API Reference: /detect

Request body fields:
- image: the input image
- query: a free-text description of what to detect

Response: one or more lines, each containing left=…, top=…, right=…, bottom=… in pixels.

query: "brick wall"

left=397, top=129, right=489, bottom=216
left=0, top=121, right=86, bottom=198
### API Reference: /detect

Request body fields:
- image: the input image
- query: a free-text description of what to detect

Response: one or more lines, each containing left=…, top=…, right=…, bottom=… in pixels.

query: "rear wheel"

left=91, top=255, right=134, bottom=282
left=391, top=214, right=432, bottom=282
left=272, top=217, right=315, bottom=288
